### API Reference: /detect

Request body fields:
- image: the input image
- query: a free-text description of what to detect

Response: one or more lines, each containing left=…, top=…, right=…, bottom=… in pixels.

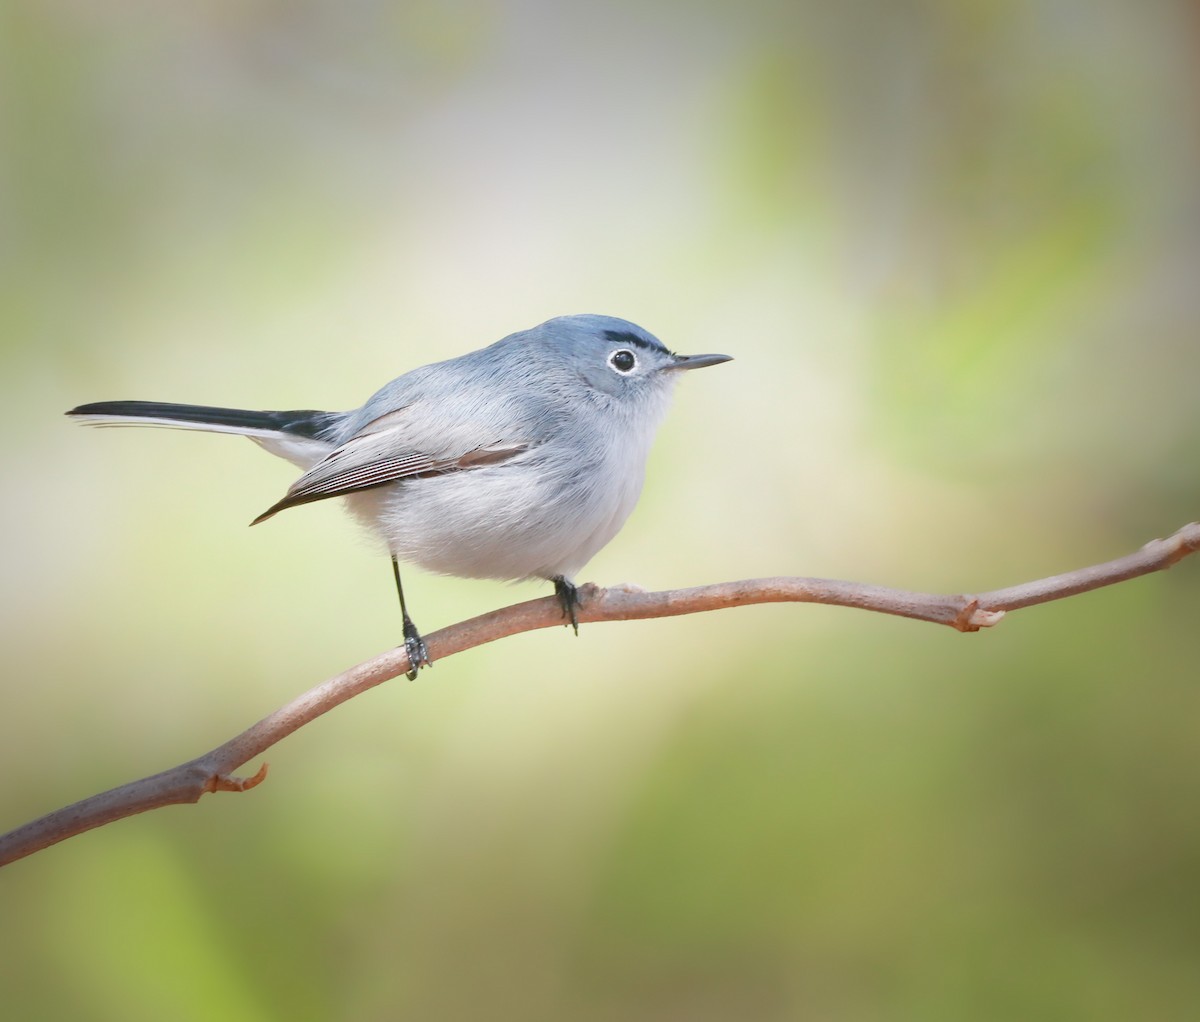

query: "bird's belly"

left=343, top=456, right=643, bottom=582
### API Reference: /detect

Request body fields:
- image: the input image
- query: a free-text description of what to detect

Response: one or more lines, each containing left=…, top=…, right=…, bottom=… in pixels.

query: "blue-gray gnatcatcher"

left=67, top=314, right=732, bottom=677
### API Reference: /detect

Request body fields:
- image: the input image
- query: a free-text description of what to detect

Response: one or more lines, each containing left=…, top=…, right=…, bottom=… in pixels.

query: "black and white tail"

left=66, top=401, right=344, bottom=469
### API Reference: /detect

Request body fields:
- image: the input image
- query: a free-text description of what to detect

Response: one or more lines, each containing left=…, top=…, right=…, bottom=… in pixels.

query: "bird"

left=67, top=314, right=732, bottom=677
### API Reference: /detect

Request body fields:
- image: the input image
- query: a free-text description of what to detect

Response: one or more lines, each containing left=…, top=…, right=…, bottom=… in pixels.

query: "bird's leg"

left=552, top=576, right=581, bottom=635
left=391, top=556, right=431, bottom=679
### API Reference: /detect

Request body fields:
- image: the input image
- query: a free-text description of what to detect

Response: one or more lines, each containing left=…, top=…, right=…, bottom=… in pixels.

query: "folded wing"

left=251, top=403, right=529, bottom=524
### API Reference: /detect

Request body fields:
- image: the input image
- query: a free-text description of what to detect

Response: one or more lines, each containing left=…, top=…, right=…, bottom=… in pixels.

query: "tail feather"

left=66, top=400, right=345, bottom=471
left=66, top=401, right=341, bottom=440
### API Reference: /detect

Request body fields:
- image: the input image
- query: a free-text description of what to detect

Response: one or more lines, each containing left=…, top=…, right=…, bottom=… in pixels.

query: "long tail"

left=66, top=400, right=344, bottom=468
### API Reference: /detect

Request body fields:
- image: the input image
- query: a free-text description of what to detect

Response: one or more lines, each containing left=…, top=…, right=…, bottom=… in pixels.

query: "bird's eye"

left=609, top=349, right=637, bottom=373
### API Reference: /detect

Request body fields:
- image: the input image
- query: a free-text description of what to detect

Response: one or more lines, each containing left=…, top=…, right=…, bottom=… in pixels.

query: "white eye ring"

left=608, top=349, right=637, bottom=374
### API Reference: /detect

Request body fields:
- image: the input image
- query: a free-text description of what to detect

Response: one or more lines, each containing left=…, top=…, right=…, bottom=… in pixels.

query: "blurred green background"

left=2, top=1, right=1199, bottom=1019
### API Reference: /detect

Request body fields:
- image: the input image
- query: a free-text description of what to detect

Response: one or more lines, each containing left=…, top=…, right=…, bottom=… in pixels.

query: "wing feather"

left=251, top=405, right=528, bottom=524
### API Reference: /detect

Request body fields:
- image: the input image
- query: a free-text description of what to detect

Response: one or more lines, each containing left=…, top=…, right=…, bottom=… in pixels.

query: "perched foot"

left=402, top=615, right=432, bottom=680
left=552, top=576, right=581, bottom=635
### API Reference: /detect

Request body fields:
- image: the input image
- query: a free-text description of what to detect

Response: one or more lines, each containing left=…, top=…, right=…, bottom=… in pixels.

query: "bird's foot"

left=552, top=576, right=581, bottom=636
left=402, top=616, right=432, bottom=680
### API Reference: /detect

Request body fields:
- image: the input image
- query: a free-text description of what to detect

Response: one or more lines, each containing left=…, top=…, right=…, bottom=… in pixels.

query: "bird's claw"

left=402, top=621, right=432, bottom=680
left=553, top=576, right=581, bottom=636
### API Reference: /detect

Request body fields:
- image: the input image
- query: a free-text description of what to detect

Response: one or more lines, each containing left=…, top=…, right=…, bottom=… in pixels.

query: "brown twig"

left=2, top=522, right=1196, bottom=868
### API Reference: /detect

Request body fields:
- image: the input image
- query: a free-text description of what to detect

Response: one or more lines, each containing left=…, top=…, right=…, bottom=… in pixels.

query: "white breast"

left=343, top=392, right=668, bottom=584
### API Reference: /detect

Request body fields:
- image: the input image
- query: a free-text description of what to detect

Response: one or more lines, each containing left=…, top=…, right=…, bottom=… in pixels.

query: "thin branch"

left=3, top=522, right=1196, bottom=868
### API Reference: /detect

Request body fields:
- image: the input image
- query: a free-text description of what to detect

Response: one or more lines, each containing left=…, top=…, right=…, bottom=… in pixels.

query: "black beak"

left=667, top=353, right=733, bottom=371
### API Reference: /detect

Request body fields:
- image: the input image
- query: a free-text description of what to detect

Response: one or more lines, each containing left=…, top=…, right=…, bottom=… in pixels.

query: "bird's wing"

left=250, top=403, right=529, bottom=524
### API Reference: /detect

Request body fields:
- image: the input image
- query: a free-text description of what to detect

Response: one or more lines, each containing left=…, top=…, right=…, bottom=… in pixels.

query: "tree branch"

left=3, top=522, right=1196, bottom=868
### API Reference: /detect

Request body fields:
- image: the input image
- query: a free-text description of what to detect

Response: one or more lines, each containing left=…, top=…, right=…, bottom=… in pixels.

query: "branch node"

left=206, top=762, right=269, bottom=794
left=1156, top=522, right=1200, bottom=568
left=952, top=599, right=1005, bottom=632
left=607, top=581, right=647, bottom=594
left=973, top=608, right=1006, bottom=629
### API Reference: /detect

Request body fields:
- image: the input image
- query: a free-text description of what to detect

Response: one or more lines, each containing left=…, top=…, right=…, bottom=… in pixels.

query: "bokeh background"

left=2, top=1, right=1199, bottom=1019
